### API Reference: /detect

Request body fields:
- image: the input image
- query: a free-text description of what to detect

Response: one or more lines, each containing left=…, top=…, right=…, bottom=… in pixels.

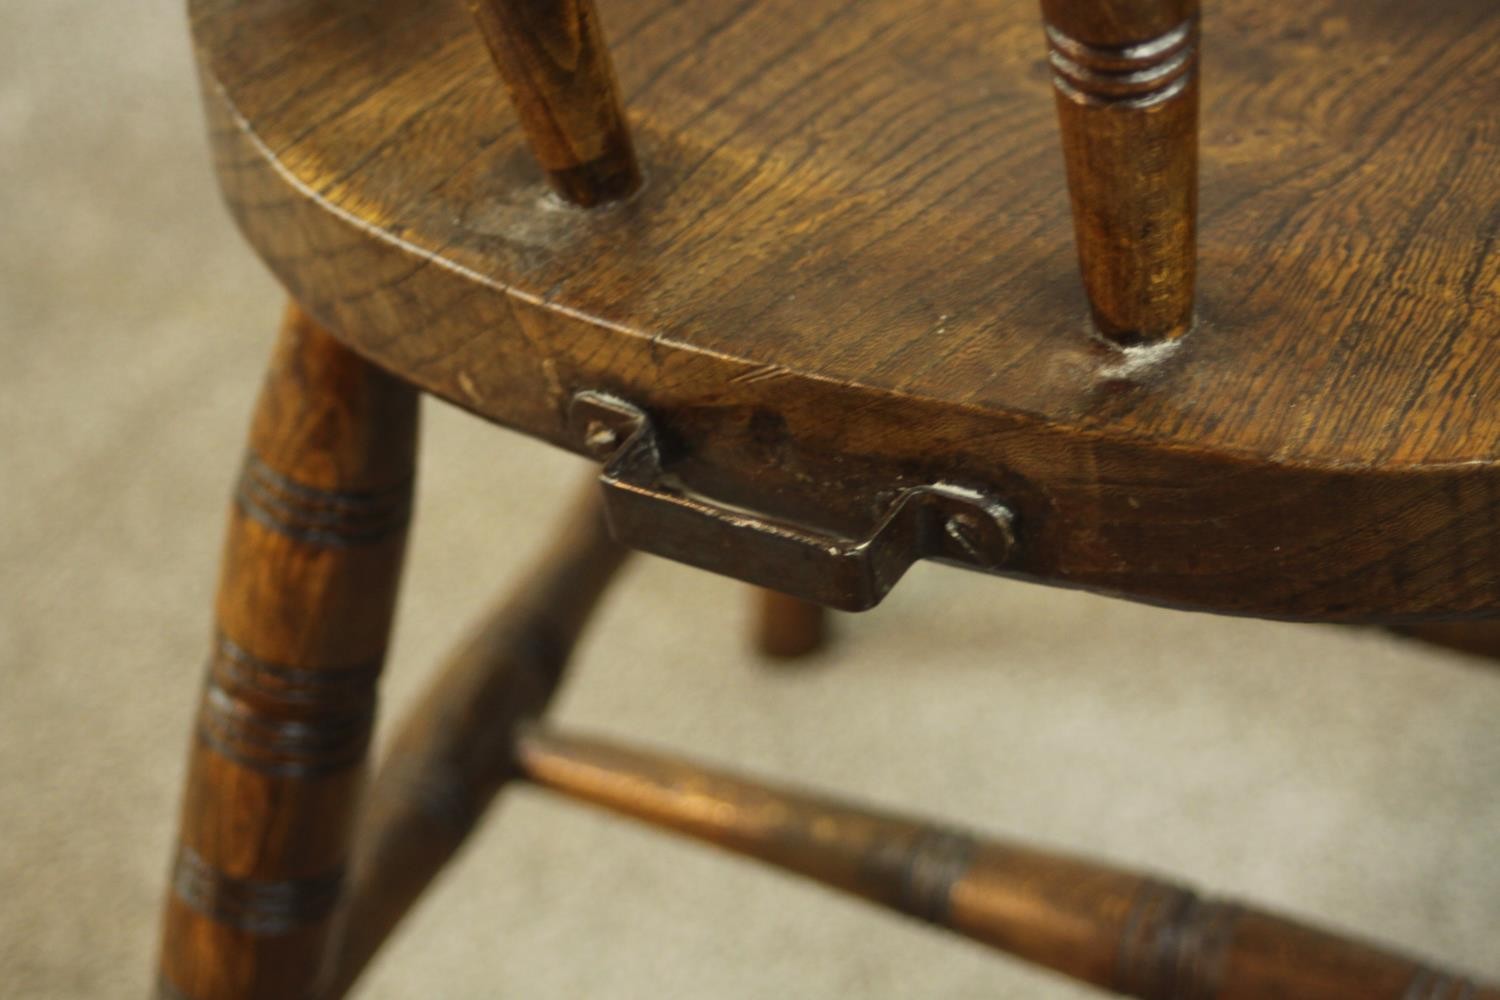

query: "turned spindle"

left=515, top=728, right=1499, bottom=1000
left=327, top=489, right=629, bottom=997
left=467, top=0, right=641, bottom=205
left=1042, top=0, right=1199, bottom=344
left=157, top=306, right=418, bottom=1000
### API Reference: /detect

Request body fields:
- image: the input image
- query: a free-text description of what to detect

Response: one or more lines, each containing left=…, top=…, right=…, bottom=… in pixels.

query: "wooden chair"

left=162, top=0, right=1500, bottom=995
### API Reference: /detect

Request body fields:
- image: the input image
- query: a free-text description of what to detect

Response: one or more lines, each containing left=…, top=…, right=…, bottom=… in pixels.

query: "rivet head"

left=935, top=502, right=1014, bottom=570
left=943, top=514, right=985, bottom=561
left=584, top=421, right=619, bottom=455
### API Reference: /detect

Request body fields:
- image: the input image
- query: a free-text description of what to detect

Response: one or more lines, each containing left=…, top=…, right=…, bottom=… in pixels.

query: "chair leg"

left=157, top=305, right=418, bottom=1000
left=326, top=486, right=629, bottom=997
left=753, top=589, right=829, bottom=660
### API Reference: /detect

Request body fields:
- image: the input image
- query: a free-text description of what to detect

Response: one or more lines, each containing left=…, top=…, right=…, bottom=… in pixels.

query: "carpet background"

left=2, top=3, right=1497, bottom=996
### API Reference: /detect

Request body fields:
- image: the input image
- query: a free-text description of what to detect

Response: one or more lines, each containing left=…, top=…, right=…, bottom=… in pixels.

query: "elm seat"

left=193, top=0, right=1500, bottom=621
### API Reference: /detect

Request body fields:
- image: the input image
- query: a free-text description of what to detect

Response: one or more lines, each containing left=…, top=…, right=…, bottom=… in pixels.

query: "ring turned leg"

left=157, top=305, right=418, bottom=1000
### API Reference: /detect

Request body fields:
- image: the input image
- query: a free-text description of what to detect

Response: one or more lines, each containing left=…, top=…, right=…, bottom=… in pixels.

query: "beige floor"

left=2, top=3, right=1498, bottom=997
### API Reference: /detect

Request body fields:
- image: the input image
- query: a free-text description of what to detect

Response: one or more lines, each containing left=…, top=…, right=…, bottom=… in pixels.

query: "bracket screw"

left=584, top=420, right=619, bottom=455
left=943, top=513, right=985, bottom=562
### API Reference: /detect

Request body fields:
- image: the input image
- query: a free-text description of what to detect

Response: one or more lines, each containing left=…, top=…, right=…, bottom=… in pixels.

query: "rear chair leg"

left=157, top=304, right=418, bottom=1000
left=753, top=589, right=829, bottom=660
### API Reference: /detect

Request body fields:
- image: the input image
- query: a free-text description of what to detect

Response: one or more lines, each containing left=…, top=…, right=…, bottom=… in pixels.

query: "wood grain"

left=189, top=0, right=1500, bottom=621
left=1042, top=0, right=1199, bottom=343
left=157, top=305, right=417, bottom=1000
left=517, top=727, right=1500, bottom=1000
left=466, top=0, right=640, bottom=205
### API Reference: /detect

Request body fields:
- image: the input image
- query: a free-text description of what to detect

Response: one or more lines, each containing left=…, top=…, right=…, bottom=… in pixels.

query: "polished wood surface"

left=517, top=727, right=1500, bottom=1000
left=466, top=0, right=640, bottom=205
left=158, top=306, right=418, bottom=1000
left=329, top=490, right=628, bottom=997
left=191, top=0, right=1500, bottom=620
left=1042, top=0, right=1199, bottom=343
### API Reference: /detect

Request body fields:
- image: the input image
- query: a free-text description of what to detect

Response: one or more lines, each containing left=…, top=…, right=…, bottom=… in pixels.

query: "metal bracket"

left=570, top=391, right=1015, bottom=611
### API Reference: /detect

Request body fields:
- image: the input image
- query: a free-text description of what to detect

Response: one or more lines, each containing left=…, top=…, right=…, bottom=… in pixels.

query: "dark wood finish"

left=517, top=727, right=1500, bottom=1000
left=329, top=489, right=628, bottom=997
left=191, top=0, right=1500, bottom=621
left=1041, top=0, right=1198, bottom=344
left=754, top=590, right=828, bottom=659
left=158, top=305, right=418, bottom=1000
left=1393, top=621, right=1500, bottom=663
left=466, top=0, right=640, bottom=205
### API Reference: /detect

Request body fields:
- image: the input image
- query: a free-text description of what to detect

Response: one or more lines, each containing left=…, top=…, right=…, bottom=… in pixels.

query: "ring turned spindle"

left=1041, top=0, right=1200, bottom=345
left=514, top=728, right=1500, bottom=1000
